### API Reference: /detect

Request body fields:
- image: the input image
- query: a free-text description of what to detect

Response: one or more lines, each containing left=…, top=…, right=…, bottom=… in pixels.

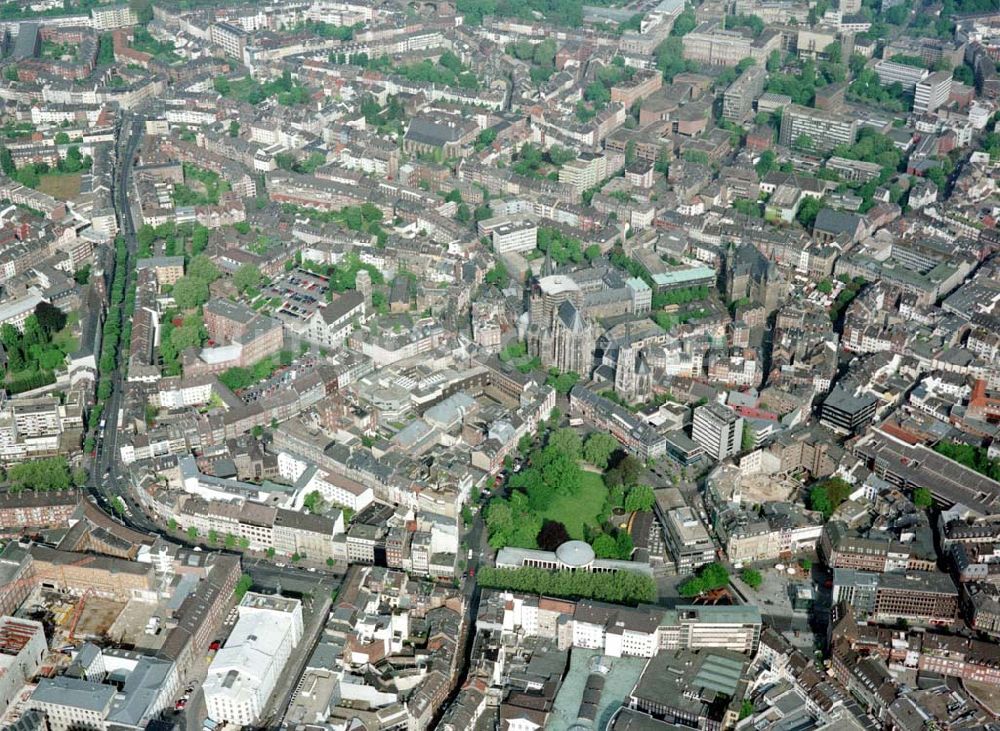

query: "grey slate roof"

left=557, top=300, right=586, bottom=332
left=814, top=208, right=862, bottom=236
left=405, top=117, right=468, bottom=146
left=32, top=676, right=115, bottom=712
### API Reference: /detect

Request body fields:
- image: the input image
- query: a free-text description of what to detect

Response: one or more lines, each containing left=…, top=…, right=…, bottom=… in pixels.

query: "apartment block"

left=658, top=605, right=762, bottom=654
left=832, top=568, right=880, bottom=615
left=626, top=277, right=652, bottom=314
left=492, top=220, right=538, bottom=255
left=873, top=60, right=929, bottom=91
left=819, top=521, right=932, bottom=573
left=29, top=677, right=116, bottom=731
left=826, top=156, right=883, bottom=183
left=722, top=65, right=766, bottom=123
left=884, top=36, right=966, bottom=68
left=210, top=22, right=248, bottom=59
left=569, top=385, right=666, bottom=460
left=820, top=385, right=877, bottom=433
left=91, top=5, right=137, bottom=30
left=0, top=491, right=81, bottom=531
left=722, top=504, right=824, bottom=563
left=558, top=153, right=608, bottom=194
left=203, top=299, right=259, bottom=343
left=0, top=292, right=46, bottom=333
left=778, top=104, right=858, bottom=150
left=29, top=648, right=177, bottom=731
left=913, top=71, right=952, bottom=115
left=302, top=291, right=367, bottom=351
left=483, top=592, right=761, bottom=657
left=136, top=255, right=185, bottom=287
left=610, top=70, right=663, bottom=108
left=691, top=402, right=743, bottom=462
left=0, top=395, right=85, bottom=464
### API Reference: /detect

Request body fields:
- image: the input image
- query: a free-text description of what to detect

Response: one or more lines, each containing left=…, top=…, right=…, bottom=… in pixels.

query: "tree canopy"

left=547, top=427, right=582, bottom=460
left=234, top=574, right=253, bottom=600
left=741, top=568, right=762, bottom=589
left=624, top=485, right=655, bottom=512
left=304, top=490, right=325, bottom=514
left=537, top=227, right=584, bottom=265
left=233, top=265, right=262, bottom=294
left=477, top=566, right=656, bottom=605
left=537, top=520, right=571, bottom=551
left=506, top=436, right=585, bottom=514
left=486, top=491, right=543, bottom=549
left=807, top=477, right=853, bottom=519
left=796, top=197, right=823, bottom=230
left=171, top=276, right=209, bottom=309
left=606, top=454, right=642, bottom=490
left=912, top=488, right=933, bottom=509
left=679, top=562, right=730, bottom=597
left=545, top=369, right=580, bottom=396
left=0, top=301, right=73, bottom=390
left=592, top=531, right=634, bottom=560
left=484, top=261, right=509, bottom=288
left=583, top=433, right=619, bottom=469
left=8, top=457, right=72, bottom=492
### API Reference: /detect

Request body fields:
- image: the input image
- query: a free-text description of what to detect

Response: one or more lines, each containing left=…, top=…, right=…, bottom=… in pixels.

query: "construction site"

left=0, top=540, right=213, bottom=687
left=737, top=471, right=802, bottom=504
left=0, top=498, right=249, bottom=731
left=5, top=580, right=170, bottom=691
left=18, top=584, right=162, bottom=648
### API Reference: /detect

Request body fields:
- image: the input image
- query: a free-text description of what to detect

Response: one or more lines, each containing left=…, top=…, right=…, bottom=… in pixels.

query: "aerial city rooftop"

left=0, top=0, right=997, bottom=729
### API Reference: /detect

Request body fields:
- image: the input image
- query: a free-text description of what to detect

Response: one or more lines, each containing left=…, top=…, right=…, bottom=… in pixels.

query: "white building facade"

left=203, top=593, right=304, bottom=726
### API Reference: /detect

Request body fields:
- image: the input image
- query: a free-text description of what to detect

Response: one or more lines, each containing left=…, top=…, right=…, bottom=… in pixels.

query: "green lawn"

left=539, top=470, right=608, bottom=540
left=38, top=172, right=81, bottom=200
left=131, top=27, right=181, bottom=63
left=172, top=164, right=230, bottom=207
left=51, top=324, right=78, bottom=354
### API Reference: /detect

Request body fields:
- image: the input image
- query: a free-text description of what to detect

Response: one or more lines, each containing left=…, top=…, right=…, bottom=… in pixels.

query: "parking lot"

left=258, top=268, right=330, bottom=326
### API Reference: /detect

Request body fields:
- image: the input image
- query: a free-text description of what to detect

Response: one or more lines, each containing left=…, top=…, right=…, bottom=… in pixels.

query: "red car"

left=175, top=699, right=187, bottom=711
left=209, top=641, right=221, bottom=651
